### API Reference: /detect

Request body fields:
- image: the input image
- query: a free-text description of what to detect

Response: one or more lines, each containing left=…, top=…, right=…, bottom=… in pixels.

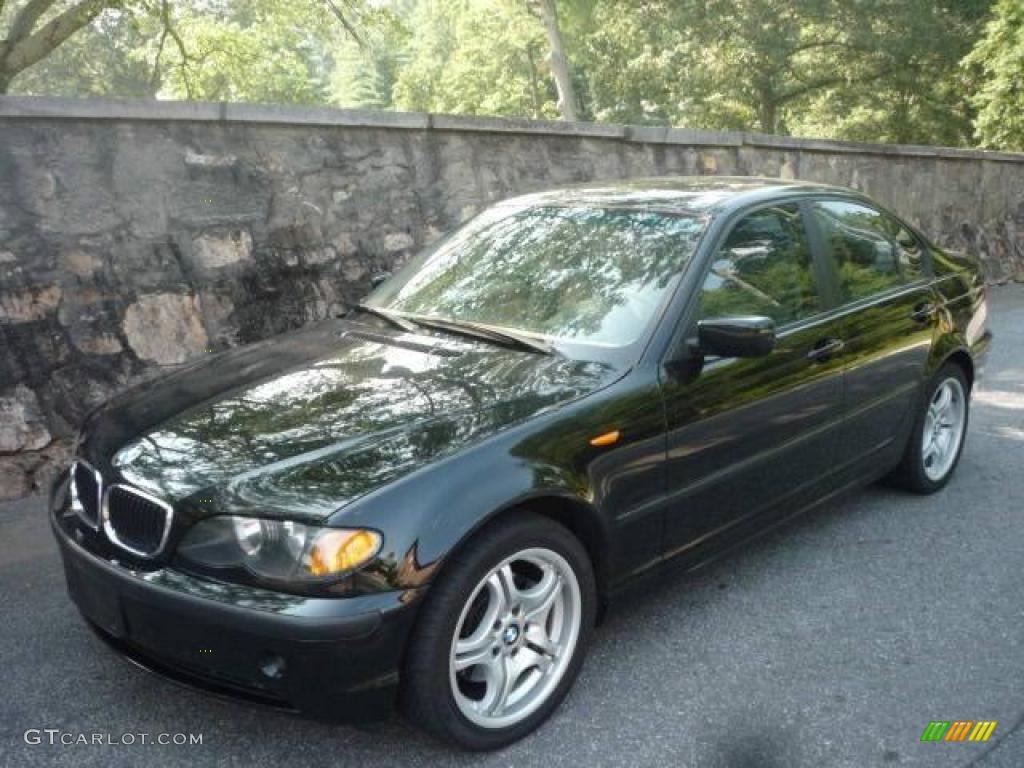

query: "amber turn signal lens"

left=589, top=430, right=620, bottom=447
left=307, top=529, right=382, bottom=576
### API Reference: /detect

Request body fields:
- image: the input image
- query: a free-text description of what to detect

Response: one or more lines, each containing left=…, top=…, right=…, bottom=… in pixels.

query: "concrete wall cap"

left=2, top=96, right=1021, bottom=163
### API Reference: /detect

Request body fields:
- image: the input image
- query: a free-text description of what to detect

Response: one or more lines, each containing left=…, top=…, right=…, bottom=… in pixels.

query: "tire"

left=888, top=362, right=970, bottom=494
left=401, top=513, right=597, bottom=750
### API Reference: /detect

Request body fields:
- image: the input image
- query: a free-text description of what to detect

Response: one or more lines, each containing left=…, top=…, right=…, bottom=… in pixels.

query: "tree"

left=141, top=0, right=390, bottom=104
left=7, top=6, right=155, bottom=97
left=1, top=0, right=1016, bottom=152
left=582, top=0, right=995, bottom=145
left=793, top=0, right=991, bottom=146
left=964, top=0, right=1024, bottom=150
left=391, top=0, right=561, bottom=119
left=0, top=0, right=377, bottom=99
left=583, top=0, right=885, bottom=134
left=145, top=2, right=333, bottom=103
left=0, top=0, right=121, bottom=93
left=579, top=4, right=688, bottom=126
left=331, top=37, right=403, bottom=110
left=342, top=0, right=595, bottom=121
left=535, top=0, right=577, bottom=120
left=329, top=0, right=409, bottom=109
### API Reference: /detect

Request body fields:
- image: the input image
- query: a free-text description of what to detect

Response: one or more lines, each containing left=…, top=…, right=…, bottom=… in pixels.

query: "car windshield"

left=365, top=204, right=707, bottom=355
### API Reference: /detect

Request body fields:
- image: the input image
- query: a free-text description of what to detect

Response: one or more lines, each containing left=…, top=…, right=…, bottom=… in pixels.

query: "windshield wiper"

left=403, top=315, right=557, bottom=356
left=348, top=304, right=421, bottom=333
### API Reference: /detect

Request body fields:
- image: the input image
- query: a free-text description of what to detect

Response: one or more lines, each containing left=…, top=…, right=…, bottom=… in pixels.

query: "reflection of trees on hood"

left=115, top=329, right=615, bottom=504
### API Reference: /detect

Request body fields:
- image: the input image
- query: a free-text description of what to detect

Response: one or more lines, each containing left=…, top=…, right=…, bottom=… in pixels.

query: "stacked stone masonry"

left=1, top=96, right=1022, bottom=499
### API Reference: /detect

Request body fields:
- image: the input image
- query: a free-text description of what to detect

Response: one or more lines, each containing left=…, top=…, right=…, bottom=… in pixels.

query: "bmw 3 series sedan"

left=52, top=177, right=990, bottom=749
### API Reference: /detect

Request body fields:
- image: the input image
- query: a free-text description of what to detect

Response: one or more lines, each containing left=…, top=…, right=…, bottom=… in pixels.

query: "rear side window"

left=699, top=203, right=820, bottom=325
left=809, top=200, right=925, bottom=304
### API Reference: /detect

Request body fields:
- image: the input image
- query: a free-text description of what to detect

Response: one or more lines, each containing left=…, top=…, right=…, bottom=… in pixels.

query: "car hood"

left=83, top=319, right=619, bottom=519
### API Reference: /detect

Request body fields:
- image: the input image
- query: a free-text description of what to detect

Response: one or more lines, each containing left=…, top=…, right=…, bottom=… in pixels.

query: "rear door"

left=660, top=200, right=846, bottom=559
left=804, top=198, right=936, bottom=472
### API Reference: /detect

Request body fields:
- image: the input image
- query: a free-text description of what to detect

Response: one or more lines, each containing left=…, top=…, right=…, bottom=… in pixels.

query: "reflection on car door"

left=659, top=202, right=846, bottom=559
left=805, top=199, right=937, bottom=473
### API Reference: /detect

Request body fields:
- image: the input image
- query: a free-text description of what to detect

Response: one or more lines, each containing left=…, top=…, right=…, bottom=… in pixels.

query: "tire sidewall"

left=909, top=364, right=970, bottom=492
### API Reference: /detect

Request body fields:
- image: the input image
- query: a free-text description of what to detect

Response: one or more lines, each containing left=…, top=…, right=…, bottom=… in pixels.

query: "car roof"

left=498, top=176, right=861, bottom=217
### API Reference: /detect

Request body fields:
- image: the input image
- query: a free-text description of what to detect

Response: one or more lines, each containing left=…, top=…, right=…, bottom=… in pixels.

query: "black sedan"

left=51, top=177, right=990, bottom=749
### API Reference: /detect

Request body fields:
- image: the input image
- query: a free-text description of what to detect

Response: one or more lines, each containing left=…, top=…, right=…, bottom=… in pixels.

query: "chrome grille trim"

left=70, top=459, right=102, bottom=530
left=101, top=483, right=174, bottom=558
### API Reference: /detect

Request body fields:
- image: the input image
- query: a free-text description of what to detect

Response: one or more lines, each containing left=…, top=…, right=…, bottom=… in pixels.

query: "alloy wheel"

left=921, top=377, right=966, bottom=482
left=449, top=547, right=582, bottom=730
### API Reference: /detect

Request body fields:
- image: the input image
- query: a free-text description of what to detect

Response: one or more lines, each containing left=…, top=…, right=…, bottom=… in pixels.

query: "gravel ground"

left=1, top=285, right=1022, bottom=768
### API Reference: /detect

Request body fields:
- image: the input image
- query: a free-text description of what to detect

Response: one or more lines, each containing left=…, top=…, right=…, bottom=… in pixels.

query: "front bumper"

left=51, top=491, right=423, bottom=723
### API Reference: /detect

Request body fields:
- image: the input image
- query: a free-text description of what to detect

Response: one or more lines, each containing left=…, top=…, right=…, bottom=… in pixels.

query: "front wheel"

left=889, top=363, right=970, bottom=493
left=402, top=514, right=596, bottom=750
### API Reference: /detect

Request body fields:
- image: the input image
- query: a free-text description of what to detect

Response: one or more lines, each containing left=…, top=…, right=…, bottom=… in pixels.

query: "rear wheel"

left=889, top=363, right=969, bottom=493
left=402, top=514, right=596, bottom=750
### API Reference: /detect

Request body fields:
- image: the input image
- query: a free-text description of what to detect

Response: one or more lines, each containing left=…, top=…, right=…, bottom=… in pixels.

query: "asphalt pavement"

left=2, top=285, right=1023, bottom=768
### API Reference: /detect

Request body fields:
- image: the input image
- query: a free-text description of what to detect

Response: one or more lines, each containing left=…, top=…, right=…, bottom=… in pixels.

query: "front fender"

left=327, top=418, right=598, bottom=591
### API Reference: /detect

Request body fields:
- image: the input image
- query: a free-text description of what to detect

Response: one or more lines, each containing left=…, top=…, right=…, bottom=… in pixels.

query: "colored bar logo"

left=921, top=721, right=997, bottom=742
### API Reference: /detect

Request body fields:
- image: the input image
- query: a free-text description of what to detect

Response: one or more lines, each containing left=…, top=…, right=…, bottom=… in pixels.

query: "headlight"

left=176, top=515, right=382, bottom=590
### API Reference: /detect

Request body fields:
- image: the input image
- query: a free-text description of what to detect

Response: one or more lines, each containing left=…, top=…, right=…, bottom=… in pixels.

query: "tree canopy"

left=1, top=0, right=1022, bottom=150
left=965, top=0, right=1024, bottom=151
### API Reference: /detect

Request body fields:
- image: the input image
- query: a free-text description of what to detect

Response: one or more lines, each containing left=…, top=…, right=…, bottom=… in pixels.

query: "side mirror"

left=369, top=272, right=392, bottom=289
left=697, top=316, right=776, bottom=358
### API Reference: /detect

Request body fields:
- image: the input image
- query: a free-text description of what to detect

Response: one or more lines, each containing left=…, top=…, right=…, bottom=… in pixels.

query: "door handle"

left=807, top=337, right=845, bottom=361
left=910, top=302, right=937, bottom=322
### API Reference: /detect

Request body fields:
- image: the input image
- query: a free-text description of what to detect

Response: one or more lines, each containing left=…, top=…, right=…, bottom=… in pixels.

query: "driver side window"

left=698, top=204, right=820, bottom=326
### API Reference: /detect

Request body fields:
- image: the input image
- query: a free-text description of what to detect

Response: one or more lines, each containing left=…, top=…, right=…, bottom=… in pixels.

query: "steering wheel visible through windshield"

left=364, top=203, right=707, bottom=359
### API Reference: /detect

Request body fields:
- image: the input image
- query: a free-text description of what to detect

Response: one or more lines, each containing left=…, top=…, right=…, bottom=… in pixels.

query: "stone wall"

left=1, top=96, right=1023, bottom=499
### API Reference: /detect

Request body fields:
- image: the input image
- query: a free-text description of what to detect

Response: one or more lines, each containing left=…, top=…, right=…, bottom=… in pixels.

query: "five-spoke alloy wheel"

left=449, top=548, right=581, bottom=729
left=402, top=514, right=595, bottom=750
left=921, top=376, right=967, bottom=482
left=890, top=362, right=970, bottom=493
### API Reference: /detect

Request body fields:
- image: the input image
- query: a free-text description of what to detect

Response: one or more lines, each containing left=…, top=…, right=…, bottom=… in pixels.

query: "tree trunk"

left=756, top=89, right=778, bottom=134
left=893, top=89, right=912, bottom=144
left=525, top=45, right=542, bottom=119
left=538, top=0, right=578, bottom=122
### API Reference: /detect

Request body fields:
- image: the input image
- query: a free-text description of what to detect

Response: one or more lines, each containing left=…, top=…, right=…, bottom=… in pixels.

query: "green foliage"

left=793, top=0, right=991, bottom=146
left=330, top=32, right=406, bottom=110
left=581, top=0, right=992, bottom=145
left=964, top=0, right=1024, bottom=150
left=580, top=4, right=693, bottom=126
left=7, top=7, right=155, bottom=97
left=2, top=0, right=1022, bottom=151
left=389, top=0, right=558, bottom=118
left=144, top=1, right=341, bottom=104
left=584, top=0, right=867, bottom=132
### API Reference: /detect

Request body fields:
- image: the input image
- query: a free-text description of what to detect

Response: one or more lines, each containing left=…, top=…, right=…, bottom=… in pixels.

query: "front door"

left=660, top=201, right=846, bottom=559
